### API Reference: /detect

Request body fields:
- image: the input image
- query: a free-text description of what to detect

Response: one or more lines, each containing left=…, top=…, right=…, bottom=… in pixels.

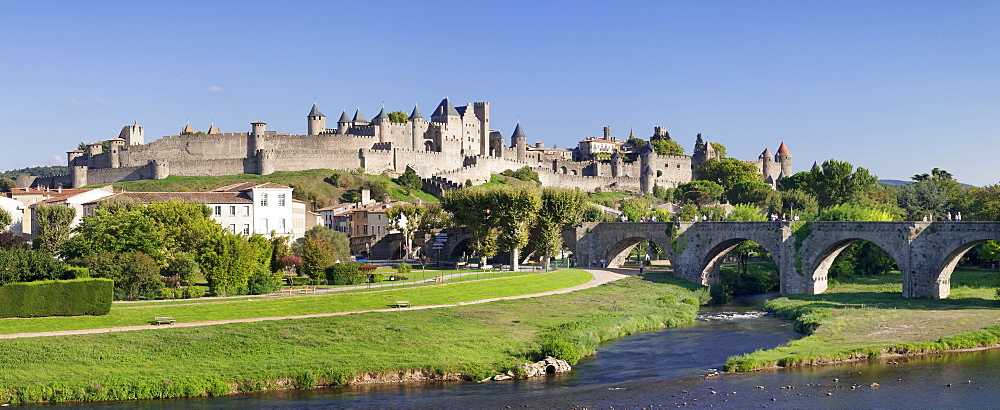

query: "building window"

left=279, top=218, right=286, bottom=233
left=260, top=193, right=268, bottom=207
left=214, top=206, right=221, bottom=216
left=243, top=206, right=250, bottom=216
left=243, top=224, right=250, bottom=235
left=228, top=224, right=236, bottom=234
left=278, top=194, right=286, bottom=207
left=260, top=219, right=268, bottom=232
left=229, top=206, right=236, bottom=216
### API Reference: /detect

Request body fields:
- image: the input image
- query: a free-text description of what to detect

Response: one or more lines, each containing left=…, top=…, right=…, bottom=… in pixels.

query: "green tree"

left=198, top=232, right=272, bottom=296
left=489, top=187, right=541, bottom=270
left=80, top=252, right=163, bottom=300
left=709, top=142, right=727, bottom=158
left=675, top=180, right=724, bottom=206
left=768, top=189, right=819, bottom=220
left=0, top=177, right=14, bottom=193
left=145, top=201, right=220, bottom=254
left=394, top=169, right=423, bottom=192
left=0, top=207, right=11, bottom=231
left=62, top=201, right=167, bottom=263
left=726, top=181, right=774, bottom=206
left=418, top=203, right=452, bottom=230
left=163, top=252, right=200, bottom=286
left=301, top=226, right=351, bottom=262
left=0, top=247, right=66, bottom=285
left=269, top=234, right=290, bottom=273
left=897, top=180, right=949, bottom=220
left=300, top=236, right=335, bottom=280
left=651, top=138, right=685, bottom=156
left=777, top=171, right=814, bottom=192
left=365, top=179, right=391, bottom=202
left=811, top=160, right=880, bottom=208
left=387, top=204, right=427, bottom=259
left=582, top=204, right=610, bottom=222
left=620, top=198, right=651, bottom=222
left=696, top=158, right=762, bottom=190
left=33, top=205, right=75, bottom=255
left=442, top=188, right=498, bottom=265
left=727, top=204, right=767, bottom=222
left=962, top=185, right=1000, bottom=221
left=530, top=188, right=587, bottom=270
left=388, top=111, right=409, bottom=124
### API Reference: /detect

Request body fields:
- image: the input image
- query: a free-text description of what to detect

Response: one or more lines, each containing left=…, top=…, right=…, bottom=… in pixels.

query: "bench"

left=395, top=300, right=411, bottom=308
left=153, top=316, right=175, bottom=325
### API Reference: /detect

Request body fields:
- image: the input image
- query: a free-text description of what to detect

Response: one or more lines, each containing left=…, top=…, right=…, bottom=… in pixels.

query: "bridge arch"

left=806, top=238, right=905, bottom=294
left=913, top=223, right=1000, bottom=298
left=690, top=235, right=782, bottom=287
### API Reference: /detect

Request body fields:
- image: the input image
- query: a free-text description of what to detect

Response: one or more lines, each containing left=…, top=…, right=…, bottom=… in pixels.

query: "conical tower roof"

left=410, top=104, right=423, bottom=120
left=374, top=106, right=389, bottom=121
left=338, top=111, right=351, bottom=123
left=207, top=124, right=220, bottom=134
left=759, top=148, right=773, bottom=159
left=308, top=103, right=325, bottom=117
left=353, top=109, right=367, bottom=122
left=811, top=161, right=820, bottom=171
left=641, top=143, right=654, bottom=155
left=182, top=123, right=194, bottom=134
left=611, top=149, right=622, bottom=159
left=511, top=123, right=527, bottom=140
left=642, top=165, right=655, bottom=175
left=629, top=128, right=635, bottom=139
left=776, top=141, right=791, bottom=156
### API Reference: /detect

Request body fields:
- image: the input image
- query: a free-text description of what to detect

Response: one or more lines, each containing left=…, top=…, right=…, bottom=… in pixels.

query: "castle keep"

left=38, top=98, right=791, bottom=194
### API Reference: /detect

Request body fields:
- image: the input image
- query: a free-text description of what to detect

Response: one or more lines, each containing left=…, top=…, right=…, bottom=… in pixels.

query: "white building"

left=0, top=196, right=24, bottom=234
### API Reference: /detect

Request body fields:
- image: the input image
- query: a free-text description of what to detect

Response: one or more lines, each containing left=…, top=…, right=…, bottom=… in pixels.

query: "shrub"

left=163, top=253, right=200, bottom=286
left=158, top=288, right=183, bottom=299
left=368, top=272, right=384, bottom=283
left=182, top=286, right=205, bottom=299
left=0, top=278, right=113, bottom=318
left=78, top=252, right=164, bottom=300
left=326, top=262, right=364, bottom=285
left=247, top=266, right=281, bottom=295
left=395, top=263, right=412, bottom=274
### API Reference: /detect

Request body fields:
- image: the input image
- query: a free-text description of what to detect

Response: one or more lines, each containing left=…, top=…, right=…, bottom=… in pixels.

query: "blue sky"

left=2, top=1, right=998, bottom=185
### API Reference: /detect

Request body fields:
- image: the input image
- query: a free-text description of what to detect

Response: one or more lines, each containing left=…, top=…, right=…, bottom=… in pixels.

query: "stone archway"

left=695, top=237, right=780, bottom=287
left=806, top=238, right=904, bottom=295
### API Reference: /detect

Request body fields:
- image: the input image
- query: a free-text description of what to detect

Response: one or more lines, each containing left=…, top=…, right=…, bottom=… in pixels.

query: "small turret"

left=207, top=124, right=221, bottom=135
left=611, top=149, right=623, bottom=177
left=775, top=141, right=793, bottom=177
left=108, top=138, right=126, bottom=168
left=181, top=123, right=194, bottom=135
left=511, top=123, right=527, bottom=161
left=251, top=121, right=266, bottom=137
left=410, top=104, right=424, bottom=122
left=759, top=147, right=773, bottom=162
left=338, top=111, right=351, bottom=134
left=653, top=126, right=669, bottom=141
left=307, top=103, right=326, bottom=135
left=373, top=107, right=390, bottom=143
left=640, top=165, right=655, bottom=194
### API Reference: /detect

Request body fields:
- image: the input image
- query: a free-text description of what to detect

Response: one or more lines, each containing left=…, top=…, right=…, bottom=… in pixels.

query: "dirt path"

left=0, top=269, right=627, bottom=340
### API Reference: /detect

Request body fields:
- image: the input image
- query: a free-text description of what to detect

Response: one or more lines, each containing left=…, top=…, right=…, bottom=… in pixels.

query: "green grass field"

left=725, top=268, right=1000, bottom=371
left=1, top=270, right=591, bottom=335
left=0, top=272, right=704, bottom=404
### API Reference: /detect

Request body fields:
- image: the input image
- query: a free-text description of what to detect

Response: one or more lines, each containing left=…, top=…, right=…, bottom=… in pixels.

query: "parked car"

left=353, top=255, right=367, bottom=263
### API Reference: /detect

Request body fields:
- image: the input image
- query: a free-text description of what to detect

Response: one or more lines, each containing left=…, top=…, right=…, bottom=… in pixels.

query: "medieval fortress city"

left=29, top=98, right=792, bottom=194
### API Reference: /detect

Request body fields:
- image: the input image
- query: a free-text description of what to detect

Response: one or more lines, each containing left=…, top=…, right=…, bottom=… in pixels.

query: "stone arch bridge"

left=568, top=221, right=1000, bottom=299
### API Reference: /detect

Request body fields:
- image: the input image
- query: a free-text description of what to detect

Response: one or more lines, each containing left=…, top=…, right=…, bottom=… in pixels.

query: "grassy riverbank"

left=726, top=268, right=1000, bottom=371
left=0, top=272, right=705, bottom=404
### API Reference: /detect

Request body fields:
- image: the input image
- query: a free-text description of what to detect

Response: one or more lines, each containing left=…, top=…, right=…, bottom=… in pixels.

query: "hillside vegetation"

left=88, top=169, right=439, bottom=210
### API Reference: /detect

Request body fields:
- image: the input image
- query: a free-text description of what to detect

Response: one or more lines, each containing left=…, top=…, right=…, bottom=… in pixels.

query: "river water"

left=56, top=295, right=1000, bottom=408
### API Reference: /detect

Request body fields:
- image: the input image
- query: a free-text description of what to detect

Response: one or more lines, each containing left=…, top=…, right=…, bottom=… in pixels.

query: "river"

left=49, top=294, right=999, bottom=408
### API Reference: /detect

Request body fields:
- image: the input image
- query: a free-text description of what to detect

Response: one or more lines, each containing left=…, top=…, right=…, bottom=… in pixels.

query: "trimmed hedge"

left=0, top=278, right=113, bottom=318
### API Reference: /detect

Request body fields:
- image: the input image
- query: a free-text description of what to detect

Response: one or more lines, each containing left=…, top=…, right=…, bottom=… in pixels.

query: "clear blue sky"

left=2, top=1, right=998, bottom=185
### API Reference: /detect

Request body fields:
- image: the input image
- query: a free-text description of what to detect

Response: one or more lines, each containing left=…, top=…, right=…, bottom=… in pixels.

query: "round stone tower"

left=307, top=103, right=326, bottom=135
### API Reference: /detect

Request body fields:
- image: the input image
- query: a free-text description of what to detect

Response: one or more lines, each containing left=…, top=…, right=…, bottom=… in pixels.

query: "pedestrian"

left=639, top=262, right=644, bottom=274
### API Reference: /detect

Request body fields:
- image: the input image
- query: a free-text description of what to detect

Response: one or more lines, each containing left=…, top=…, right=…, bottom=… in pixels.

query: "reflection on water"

left=39, top=293, right=1000, bottom=408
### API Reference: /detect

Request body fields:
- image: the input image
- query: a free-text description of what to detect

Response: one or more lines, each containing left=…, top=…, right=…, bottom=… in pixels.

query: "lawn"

left=725, top=268, right=1000, bottom=371
left=0, top=269, right=592, bottom=335
left=0, top=272, right=704, bottom=404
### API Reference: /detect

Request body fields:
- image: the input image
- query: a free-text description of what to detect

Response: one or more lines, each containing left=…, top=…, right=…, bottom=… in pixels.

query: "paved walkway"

left=0, top=269, right=627, bottom=340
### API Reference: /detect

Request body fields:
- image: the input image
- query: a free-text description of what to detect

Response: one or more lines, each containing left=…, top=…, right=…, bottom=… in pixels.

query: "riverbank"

left=725, top=268, right=1000, bottom=371
left=0, top=272, right=706, bottom=404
